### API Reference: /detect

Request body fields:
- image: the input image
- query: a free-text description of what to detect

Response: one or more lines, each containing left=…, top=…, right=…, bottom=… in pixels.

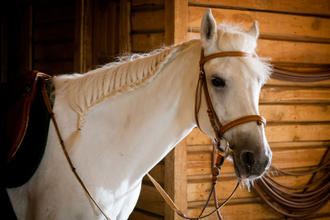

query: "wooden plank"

left=186, top=128, right=212, bottom=145
left=187, top=141, right=330, bottom=152
left=188, top=6, right=330, bottom=41
left=129, top=209, right=163, bottom=220
left=131, top=10, right=165, bottom=32
left=119, top=0, right=131, bottom=55
left=34, top=22, right=75, bottom=42
left=92, top=0, right=119, bottom=66
left=257, top=40, right=330, bottom=64
left=266, top=124, right=330, bottom=142
left=187, top=170, right=328, bottom=202
left=34, top=61, right=74, bottom=74
left=73, top=0, right=83, bottom=73
left=187, top=123, right=330, bottom=146
left=266, top=78, right=330, bottom=87
left=35, top=0, right=74, bottom=8
left=143, top=163, right=165, bottom=183
left=187, top=147, right=328, bottom=176
left=83, top=0, right=93, bottom=72
left=34, top=42, right=74, bottom=60
left=34, top=2, right=75, bottom=25
left=187, top=32, right=330, bottom=64
left=131, top=33, right=165, bottom=52
left=164, top=139, right=188, bottom=220
left=187, top=201, right=330, bottom=220
left=259, top=104, right=330, bottom=122
left=165, top=0, right=188, bottom=45
left=260, top=87, right=330, bottom=104
left=188, top=0, right=330, bottom=17
left=131, top=0, right=165, bottom=7
left=135, top=184, right=165, bottom=216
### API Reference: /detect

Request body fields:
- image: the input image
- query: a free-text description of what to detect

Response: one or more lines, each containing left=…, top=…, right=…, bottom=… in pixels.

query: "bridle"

left=195, top=49, right=266, bottom=141
left=39, top=48, right=268, bottom=220
left=179, top=49, right=267, bottom=220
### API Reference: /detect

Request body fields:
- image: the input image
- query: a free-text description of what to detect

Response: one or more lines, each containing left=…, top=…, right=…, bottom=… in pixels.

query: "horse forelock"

left=216, top=23, right=272, bottom=84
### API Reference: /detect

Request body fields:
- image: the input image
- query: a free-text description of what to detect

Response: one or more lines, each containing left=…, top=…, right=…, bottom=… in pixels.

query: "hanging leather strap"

left=40, top=77, right=112, bottom=220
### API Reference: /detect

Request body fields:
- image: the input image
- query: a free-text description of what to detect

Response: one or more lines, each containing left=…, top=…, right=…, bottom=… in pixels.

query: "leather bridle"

left=185, top=49, right=267, bottom=220
left=195, top=49, right=266, bottom=141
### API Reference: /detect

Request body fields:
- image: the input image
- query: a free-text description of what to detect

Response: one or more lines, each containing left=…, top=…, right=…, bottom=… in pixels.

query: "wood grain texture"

left=164, top=139, right=188, bottom=220
left=259, top=104, right=330, bottom=122
left=260, top=86, right=330, bottom=103
left=131, top=10, right=165, bottom=32
left=119, top=0, right=131, bottom=55
left=187, top=201, right=330, bottom=220
left=187, top=122, right=330, bottom=146
left=188, top=32, right=330, bottom=64
left=187, top=147, right=328, bottom=176
left=131, top=33, right=165, bottom=52
left=187, top=170, right=328, bottom=202
left=188, top=0, right=330, bottom=16
left=188, top=6, right=330, bottom=40
left=135, top=184, right=165, bottom=216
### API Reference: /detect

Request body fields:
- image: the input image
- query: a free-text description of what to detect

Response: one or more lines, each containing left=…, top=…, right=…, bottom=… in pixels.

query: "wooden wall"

left=185, top=0, right=330, bottom=219
left=129, top=0, right=330, bottom=220
left=33, top=0, right=76, bottom=75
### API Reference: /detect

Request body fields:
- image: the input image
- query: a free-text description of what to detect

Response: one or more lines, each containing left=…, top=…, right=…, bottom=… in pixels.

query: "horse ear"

left=200, top=9, right=217, bottom=51
left=247, top=21, right=259, bottom=40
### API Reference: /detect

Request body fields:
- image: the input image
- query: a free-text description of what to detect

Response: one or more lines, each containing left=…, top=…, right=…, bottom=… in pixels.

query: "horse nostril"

left=240, top=151, right=255, bottom=169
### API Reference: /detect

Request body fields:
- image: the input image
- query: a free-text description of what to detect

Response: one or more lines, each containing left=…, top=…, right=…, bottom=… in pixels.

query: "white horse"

left=7, top=10, right=272, bottom=220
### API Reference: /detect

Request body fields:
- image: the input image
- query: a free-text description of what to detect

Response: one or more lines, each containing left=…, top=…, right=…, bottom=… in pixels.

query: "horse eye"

left=211, top=77, right=225, bottom=87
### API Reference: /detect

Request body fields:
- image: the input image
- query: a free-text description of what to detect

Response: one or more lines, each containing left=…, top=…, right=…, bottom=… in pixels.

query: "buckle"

left=216, top=138, right=232, bottom=158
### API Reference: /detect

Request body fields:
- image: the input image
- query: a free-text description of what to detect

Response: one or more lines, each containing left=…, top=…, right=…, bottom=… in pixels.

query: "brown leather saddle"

left=1, top=70, right=52, bottom=188
left=1, top=71, right=50, bottom=163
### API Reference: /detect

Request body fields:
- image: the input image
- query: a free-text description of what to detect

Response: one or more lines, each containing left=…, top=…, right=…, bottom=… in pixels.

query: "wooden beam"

left=73, top=0, right=83, bottom=73
left=164, top=2, right=189, bottom=218
left=119, top=0, right=131, bottom=55
left=74, top=0, right=93, bottom=73
left=165, top=0, right=188, bottom=45
left=164, top=139, right=188, bottom=220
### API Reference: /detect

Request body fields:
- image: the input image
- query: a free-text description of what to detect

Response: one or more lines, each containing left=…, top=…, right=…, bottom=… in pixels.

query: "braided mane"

left=53, top=40, right=198, bottom=152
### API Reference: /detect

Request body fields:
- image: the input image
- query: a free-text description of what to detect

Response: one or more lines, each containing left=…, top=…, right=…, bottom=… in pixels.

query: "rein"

left=38, top=48, right=267, bottom=220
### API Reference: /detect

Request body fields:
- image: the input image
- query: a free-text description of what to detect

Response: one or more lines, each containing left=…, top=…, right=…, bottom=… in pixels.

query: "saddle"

left=1, top=70, right=52, bottom=188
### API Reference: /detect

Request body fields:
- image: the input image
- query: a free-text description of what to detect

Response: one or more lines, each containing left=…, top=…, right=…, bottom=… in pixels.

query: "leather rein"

left=39, top=49, right=267, bottom=220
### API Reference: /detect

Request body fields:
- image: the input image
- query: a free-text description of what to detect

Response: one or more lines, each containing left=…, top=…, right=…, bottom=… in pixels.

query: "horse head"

left=197, top=10, right=272, bottom=180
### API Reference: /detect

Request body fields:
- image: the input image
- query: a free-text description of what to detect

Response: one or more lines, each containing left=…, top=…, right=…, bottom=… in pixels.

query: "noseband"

left=195, top=49, right=266, bottom=145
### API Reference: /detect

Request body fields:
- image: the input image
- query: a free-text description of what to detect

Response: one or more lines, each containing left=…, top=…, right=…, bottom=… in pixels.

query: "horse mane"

left=53, top=40, right=198, bottom=152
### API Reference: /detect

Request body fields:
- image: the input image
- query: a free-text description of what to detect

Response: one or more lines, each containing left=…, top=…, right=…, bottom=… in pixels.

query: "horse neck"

left=70, top=40, right=202, bottom=187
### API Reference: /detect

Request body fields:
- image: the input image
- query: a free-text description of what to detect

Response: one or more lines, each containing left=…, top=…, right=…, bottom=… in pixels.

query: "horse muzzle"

left=231, top=141, right=272, bottom=180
